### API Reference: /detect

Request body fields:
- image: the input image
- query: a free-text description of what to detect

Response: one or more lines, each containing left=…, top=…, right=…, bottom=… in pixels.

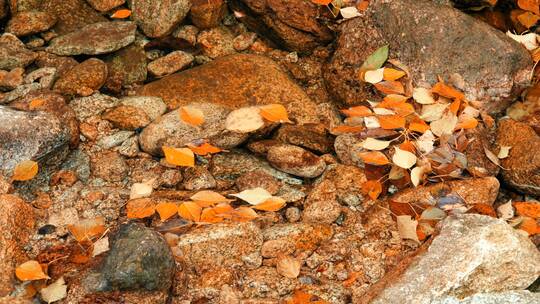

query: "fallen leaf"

left=340, top=6, right=361, bottom=19
left=497, top=200, right=514, bottom=220
left=454, top=117, right=478, bottom=130
left=416, top=130, right=436, bottom=154
left=448, top=99, right=461, bottom=115
left=330, top=125, right=364, bottom=134
left=497, top=146, right=511, bottom=159
left=341, top=105, right=372, bottom=117
left=28, top=98, right=45, bottom=110
left=518, top=0, right=540, bottom=15
left=364, top=68, right=385, bottom=84
left=378, top=115, right=406, bottom=130
left=276, top=255, right=301, bottom=278
left=15, top=261, right=49, bottom=281
left=518, top=216, right=540, bottom=235
left=233, top=206, right=259, bottom=221
left=225, top=107, right=265, bottom=133
left=430, top=112, right=458, bottom=137
left=396, top=215, right=420, bottom=243
left=231, top=187, right=273, bottom=205
left=410, top=166, right=426, bottom=187
left=252, top=197, right=287, bottom=211
left=126, top=198, right=156, bottom=219
left=213, top=202, right=234, bottom=214
left=374, top=81, right=405, bottom=95
left=483, top=145, right=501, bottom=167
left=360, top=45, right=389, bottom=72
left=68, top=217, right=106, bottom=243
left=200, top=208, right=223, bottom=223
left=259, top=104, right=292, bottom=123
left=111, top=9, right=131, bottom=19
left=377, top=98, right=415, bottom=116
left=191, top=190, right=233, bottom=205
left=187, top=142, right=222, bottom=156
left=383, top=68, right=406, bottom=81
left=162, top=146, right=195, bottom=167
left=178, top=201, right=202, bottom=222
left=408, top=117, right=430, bottom=133
left=513, top=202, right=540, bottom=219
left=364, top=116, right=381, bottom=129
left=413, top=87, right=435, bottom=105
left=130, top=180, right=154, bottom=200
left=311, top=0, right=332, bottom=5
left=506, top=31, right=539, bottom=50
left=358, top=151, right=390, bottom=166
left=156, top=202, right=178, bottom=221
left=92, top=237, right=109, bottom=257
left=392, top=147, right=417, bottom=169
left=13, top=160, right=39, bottom=181
left=431, top=82, right=464, bottom=100
left=361, top=138, right=391, bottom=150
left=420, top=103, right=449, bottom=122
left=179, top=106, right=205, bottom=127
left=361, top=180, right=383, bottom=200
left=40, top=277, right=67, bottom=303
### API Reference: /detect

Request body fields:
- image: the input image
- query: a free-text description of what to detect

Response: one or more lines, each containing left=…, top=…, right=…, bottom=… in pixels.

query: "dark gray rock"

left=101, top=223, right=175, bottom=291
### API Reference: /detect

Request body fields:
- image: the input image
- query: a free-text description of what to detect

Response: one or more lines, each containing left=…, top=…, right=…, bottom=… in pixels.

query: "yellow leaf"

left=259, top=104, right=291, bottom=123
left=179, top=106, right=205, bottom=127
left=252, top=197, right=287, bottom=212
left=383, top=68, right=406, bottom=81
left=187, top=142, right=222, bottom=156
left=15, top=261, right=49, bottom=281
left=67, top=217, right=106, bottom=243
left=155, top=202, right=178, bottom=221
left=178, top=202, right=202, bottom=222
left=162, top=146, right=195, bottom=167
left=111, top=9, right=132, bottom=19
left=358, top=151, right=390, bottom=166
left=13, top=160, right=38, bottom=181
left=126, top=198, right=156, bottom=219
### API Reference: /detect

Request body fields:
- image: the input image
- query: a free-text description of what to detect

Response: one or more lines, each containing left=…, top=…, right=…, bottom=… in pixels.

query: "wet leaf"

left=378, top=115, right=406, bottom=130
left=396, top=215, right=420, bottom=243
left=225, top=107, right=265, bottom=133
left=383, top=68, right=406, bottom=81
left=361, top=180, right=383, bottom=200
left=252, top=197, right=287, bottom=211
left=361, top=138, right=391, bottom=151
left=259, top=104, right=292, bottom=123
left=13, top=160, right=38, bottom=181
left=187, top=142, right=222, bottom=156
left=341, top=105, right=372, bottom=117
left=374, top=81, right=405, bottom=95
left=178, top=201, right=202, bottom=222
left=126, top=198, right=156, bottom=219
left=513, top=202, right=540, bottom=219
left=276, top=255, right=301, bottom=278
left=392, top=147, right=417, bottom=169
left=364, top=68, right=385, bottom=84
left=40, top=277, right=67, bottom=303
left=179, top=106, right=205, bottom=127
left=15, top=261, right=49, bottom=281
left=360, top=45, right=389, bottom=72
left=162, top=146, right=195, bottom=167
left=413, top=87, right=435, bottom=105
left=111, top=9, right=132, bottom=19
left=156, top=202, right=178, bottom=221
left=231, top=187, right=273, bottom=205
left=358, top=151, right=390, bottom=166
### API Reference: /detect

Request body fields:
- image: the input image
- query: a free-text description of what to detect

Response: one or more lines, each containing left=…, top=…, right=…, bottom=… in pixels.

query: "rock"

left=274, top=124, right=333, bottom=154
left=172, top=25, right=199, bottom=45
left=267, top=144, right=326, bottom=178
left=325, top=0, right=533, bottom=113
left=102, top=105, right=151, bottom=130
left=197, top=26, right=236, bottom=59
left=40, top=0, right=107, bottom=35
left=5, top=11, right=56, bottom=37
left=241, top=267, right=297, bottom=299
left=120, top=96, right=166, bottom=121
left=0, top=68, right=24, bottom=90
left=137, top=54, right=319, bottom=125
left=103, top=43, right=147, bottom=92
left=147, top=51, right=194, bottom=77
left=497, top=119, right=540, bottom=195
left=233, top=32, right=257, bottom=51
left=174, top=222, right=263, bottom=273
left=0, top=34, right=36, bottom=70
left=91, top=150, right=128, bottom=182
left=189, top=0, right=227, bottom=29
left=129, top=0, right=191, bottom=38
left=24, top=67, right=57, bottom=89
left=303, top=180, right=341, bottom=224
left=87, top=0, right=125, bottom=12
left=182, top=167, right=217, bottom=190
left=334, top=134, right=364, bottom=167
left=433, top=290, right=540, bottom=304
left=139, top=102, right=247, bottom=156
left=0, top=0, right=6, bottom=19
left=366, top=214, right=540, bottom=304
left=100, top=223, right=175, bottom=291
left=0, top=195, right=34, bottom=297
left=262, top=222, right=333, bottom=256
left=0, top=106, right=70, bottom=177
left=53, top=58, right=108, bottom=97
left=35, top=51, right=78, bottom=78
left=228, top=0, right=333, bottom=53
left=285, top=207, right=301, bottom=223
left=46, top=21, right=137, bottom=56
left=235, top=169, right=281, bottom=195
left=318, top=164, right=368, bottom=208
left=390, top=177, right=499, bottom=207
left=69, top=93, right=119, bottom=121
left=464, top=124, right=500, bottom=177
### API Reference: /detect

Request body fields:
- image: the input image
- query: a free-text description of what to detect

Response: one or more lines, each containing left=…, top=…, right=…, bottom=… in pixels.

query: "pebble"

left=189, top=0, right=227, bottom=29
left=197, top=27, right=236, bottom=59
left=267, top=144, right=326, bottom=178
left=5, top=11, right=56, bottom=37
left=91, top=150, right=128, bottom=182
left=102, top=105, right=151, bottom=130
left=302, top=179, right=341, bottom=224
left=120, top=96, right=167, bottom=121
left=0, top=33, right=37, bottom=70
left=147, top=50, right=194, bottom=77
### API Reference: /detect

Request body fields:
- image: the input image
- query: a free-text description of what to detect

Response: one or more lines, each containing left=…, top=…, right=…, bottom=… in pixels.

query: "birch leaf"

left=40, top=277, right=67, bottom=303
left=396, top=215, right=420, bottom=243
left=498, top=146, right=511, bottom=159
left=360, top=45, right=389, bottom=72
left=430, top=112, right=458, bottom=137
left=392, top=147, right=417, bottom=169
left=231, top=187, right=273, bottom=205
left=413, top=87, right=435, bottom=105
left=364, top=68, right=385, bottom=84
left=225, top=107, right=265, bottom=133
left=361, top=138, right=391, bottom=151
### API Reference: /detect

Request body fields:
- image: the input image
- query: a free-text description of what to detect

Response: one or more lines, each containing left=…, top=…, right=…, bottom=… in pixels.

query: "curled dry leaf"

left=13, top=160, right=39, bottom=181
left=179, top=106, right=205, bottom=127
left=252, top=197, right=287, bottom=211
left=162, top=146, right=195, bottom=167
left=383, top=68, right=406, bottom=81
left=341, top=105, right=372, bottom=117
left=374, top=81, right=405, bottom=95
left=68, top=217, right=106, bottom=243
left=497, top=146, right=511, bottom=159
left=410, top=166, right=426, bottom=187
left=409, top=117, right=430, bottom=133
left=361, top=138, right=391, bottom=151
left=231, top=187, right=273, bottom=205
left=259, top=104, right=292, bottom=123
left=483, top=145, right=501, bottom=167
left=364, top=116, right=381, bottom=129
left=420, top=103, right=448, bottom=122
left=40, top=277, right=67, bottom=303
left=396, top=215, right=420, bottom=243
left=276, top=255, right=301, bottom=279
left=392, top=147, right=417, bottom=169
left=364, top=68, right=385, bottom=84
left=126, top=198, right=156, bottom=219
left=156, top=202, right=178, bottom=221
left=225, top=107, right=265, bottom=133
left=187, top=142, right=222, bottom=156
left=358, top=151, right=390, bottom=166
left=361, top=180, right=383, bottom=200
left=178, top=201, right=202, bottom=222
left=15, top=260, right=49, bottom=281
left=413, top=87, right=435, bottom=105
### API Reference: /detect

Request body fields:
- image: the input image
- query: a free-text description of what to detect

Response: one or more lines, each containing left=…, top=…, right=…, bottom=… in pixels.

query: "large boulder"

left=325, top=0, right=533, bottom=114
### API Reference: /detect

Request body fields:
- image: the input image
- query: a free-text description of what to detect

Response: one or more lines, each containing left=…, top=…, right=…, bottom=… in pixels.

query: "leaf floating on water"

left=15, top=260, right=49, bottom=281
left=40, top=277, right=67, bottom=303
left=231, top=187, right=273, bottom=205
left=111, top=9, right=132, bottom=19
left=179, top=106, right=205, bottom=127
left=13, top=160, right=38, bottom=181
left=259, top=104, right=292, bottom=123
left=225, top=107, right=265, bottom=133
left=360, top=45, right=389, bottom=72
left=162, top=146, right=195, bottom=167
left=68, top=217, right=106, bottom=242
left=396, top=215, right=420, bottom=244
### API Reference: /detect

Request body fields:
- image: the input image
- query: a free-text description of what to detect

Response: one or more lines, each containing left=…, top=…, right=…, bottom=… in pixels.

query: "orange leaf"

left=468, top=203, right=497, bottom=217
left=449, top=99, right=461, bottom=115
left=374, top=81, right=405, bottom=95
left=67, top=217, right=106, bottom=243
left=361, top=180, right=383, bottom=200
left=111, top=9, right=132, bottom=19
left=200, top=208, right=223, bottom=223
left=518, top=0, right=540, bottom=15
left=341, top=105, right=372, bottom=117
left=179, top=106, right=205, bottom=127
left=399, top=141, right=416, bottom=153
left=518, top=217, right=540, bottom=235
left=190, top=190, right=233, bottom=205
left=454, top=117, right=478, bottom=130
left=155, top=202, right=178, bottom=221
left=28, top=98, right=45, bottom=110
left=513, top=202, right=540, bottom=219
left=252, top=197, right=286, bottom=212
left=409, top=120, right=430, bottom=133
left=331, top=125, right=364, bottom=134
left=311, top=0, right=332, bottom=5
left=178, top=201, right=202, bottom=222
left=431, top=82, right=464, bottom=100
left=12, top=160, right=38, bottom=181
left=213, top=202, right=234, bottom=214
left=162, top=146, right=195, bottom=167
left=383, top=68, right=406, bottom=81
left=259, top=104, right=291, bottom=123
left=187, top=142, right=222, bottom=156
left=233, top=206, right=258, bottom=222
left=15, top=261, right=49, bottom=281
left=383, top=94, right=409, bottom=103
left=378, top=115, right=406, bottom=129
left=389, top=200, right=425, bottom=218
left=517, top=11, right=540, bottom=28
left=126, top=198, right=156, bottom=219
left=377, top=99, right=414, bottom=116
left=358, top=151, right=390, bottom=166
